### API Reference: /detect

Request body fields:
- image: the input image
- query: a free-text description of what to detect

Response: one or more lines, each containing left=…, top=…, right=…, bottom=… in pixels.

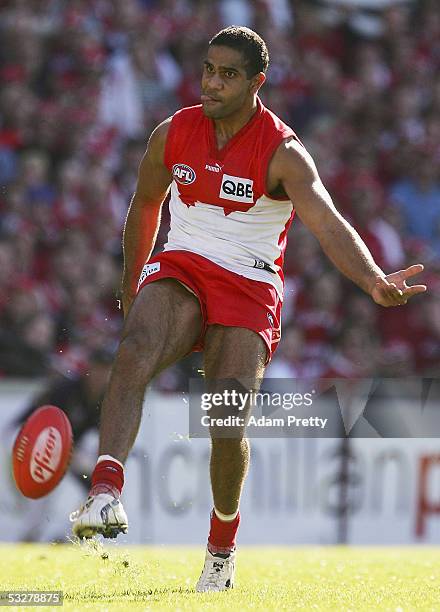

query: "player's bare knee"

left=117, top=329, right=163, bottom=371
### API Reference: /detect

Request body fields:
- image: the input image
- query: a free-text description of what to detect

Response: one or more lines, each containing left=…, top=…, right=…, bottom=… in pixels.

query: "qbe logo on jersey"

left=220, top=174, right=254, bottom=204
left=173, top=163, right=196, bottom=185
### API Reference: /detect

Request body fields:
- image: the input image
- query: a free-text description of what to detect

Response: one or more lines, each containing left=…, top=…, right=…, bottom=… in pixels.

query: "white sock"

left=97, top=454, right=124, bottom=469
left=214, top=506, right=239, bottom=522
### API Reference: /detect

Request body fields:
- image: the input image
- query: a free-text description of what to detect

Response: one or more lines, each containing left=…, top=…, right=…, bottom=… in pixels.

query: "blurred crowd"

left=0, top=0, right=439, bottom=388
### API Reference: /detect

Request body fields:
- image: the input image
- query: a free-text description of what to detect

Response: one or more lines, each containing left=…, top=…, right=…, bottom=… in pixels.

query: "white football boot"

left=196, top=548, right=235, bottom=592
left=70, top=494, right=128, bottom=539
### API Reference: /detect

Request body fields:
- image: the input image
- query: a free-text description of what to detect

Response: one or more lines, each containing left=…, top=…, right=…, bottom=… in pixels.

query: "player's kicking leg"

left=70, top=279, right=202, bottom=539
left=196, top=326, right=266, bottom=592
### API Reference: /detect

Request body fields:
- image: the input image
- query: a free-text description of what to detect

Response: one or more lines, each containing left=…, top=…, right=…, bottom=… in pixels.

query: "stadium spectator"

left=389, top=149, right=440, bottom=244
left=0, top=0, right=437, bottom=385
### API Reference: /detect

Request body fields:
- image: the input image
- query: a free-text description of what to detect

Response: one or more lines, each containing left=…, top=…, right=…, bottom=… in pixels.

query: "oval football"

left=12, top=405, right=73, bottom=499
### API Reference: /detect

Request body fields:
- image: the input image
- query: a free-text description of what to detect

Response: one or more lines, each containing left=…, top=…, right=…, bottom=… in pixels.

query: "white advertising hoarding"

left=0, top=382, right=439, bottom=544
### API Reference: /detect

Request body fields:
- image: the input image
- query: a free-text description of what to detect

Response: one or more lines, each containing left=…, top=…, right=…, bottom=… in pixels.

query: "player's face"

left=201, top=45, right=261, bottom=119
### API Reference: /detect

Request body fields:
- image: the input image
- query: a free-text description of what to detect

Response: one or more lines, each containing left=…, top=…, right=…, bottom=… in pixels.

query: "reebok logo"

left=219, top=174, right=254, bottom=203
left=137, top=262, right=161, bottom=289
left=205, top=162, right=222, bottom=173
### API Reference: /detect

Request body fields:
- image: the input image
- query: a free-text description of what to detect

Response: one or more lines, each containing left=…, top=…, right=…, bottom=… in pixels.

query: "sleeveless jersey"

left=163, top=96, right=301, bottom=298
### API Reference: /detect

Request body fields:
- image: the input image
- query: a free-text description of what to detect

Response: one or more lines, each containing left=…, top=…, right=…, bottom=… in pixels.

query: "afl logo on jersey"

left=173, top=163, right=196, bottom=185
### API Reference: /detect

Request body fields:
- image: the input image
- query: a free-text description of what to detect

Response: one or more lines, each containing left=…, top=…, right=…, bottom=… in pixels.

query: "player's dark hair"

left=209, top=26, right=269, bottom=78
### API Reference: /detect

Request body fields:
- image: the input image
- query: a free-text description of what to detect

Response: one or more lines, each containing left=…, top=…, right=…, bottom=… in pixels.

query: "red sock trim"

left=90, top=459, right=124, bottom=497
left=208, top=509, right=240, bottom=552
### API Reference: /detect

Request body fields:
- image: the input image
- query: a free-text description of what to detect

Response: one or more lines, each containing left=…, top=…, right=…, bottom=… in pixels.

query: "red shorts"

left=136, top=250, right=282, bottom=363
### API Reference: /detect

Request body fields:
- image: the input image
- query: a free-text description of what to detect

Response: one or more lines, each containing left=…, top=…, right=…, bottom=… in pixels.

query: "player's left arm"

left=271, top=138, right=427, bottom=306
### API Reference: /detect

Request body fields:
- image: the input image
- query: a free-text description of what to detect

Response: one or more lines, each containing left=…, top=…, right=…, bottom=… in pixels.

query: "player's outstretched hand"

left=371, top=264, right=427, bottom=307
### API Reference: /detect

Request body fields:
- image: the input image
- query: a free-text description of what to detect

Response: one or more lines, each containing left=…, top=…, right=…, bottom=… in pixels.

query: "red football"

left=12, top=405, right=73, bottom=499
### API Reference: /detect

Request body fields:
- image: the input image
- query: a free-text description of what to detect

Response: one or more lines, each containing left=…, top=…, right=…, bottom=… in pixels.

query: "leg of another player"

left=195, top=326, right=265, bottom=591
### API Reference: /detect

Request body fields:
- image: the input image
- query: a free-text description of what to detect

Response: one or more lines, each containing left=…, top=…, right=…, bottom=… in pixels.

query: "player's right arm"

left=121, top=118, right=172, bottom=317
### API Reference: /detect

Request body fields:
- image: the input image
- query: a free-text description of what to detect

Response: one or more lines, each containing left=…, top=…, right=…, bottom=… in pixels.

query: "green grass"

left=1, top=543, right=440, bottom=610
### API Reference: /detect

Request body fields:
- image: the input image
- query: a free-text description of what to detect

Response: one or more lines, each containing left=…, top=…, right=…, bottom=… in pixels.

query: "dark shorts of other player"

left=136, top=250, right=282, bottom=364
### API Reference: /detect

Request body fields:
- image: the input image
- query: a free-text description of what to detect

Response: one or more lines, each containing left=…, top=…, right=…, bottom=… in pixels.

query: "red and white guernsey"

left=163, top=97, right=301, bottom=299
